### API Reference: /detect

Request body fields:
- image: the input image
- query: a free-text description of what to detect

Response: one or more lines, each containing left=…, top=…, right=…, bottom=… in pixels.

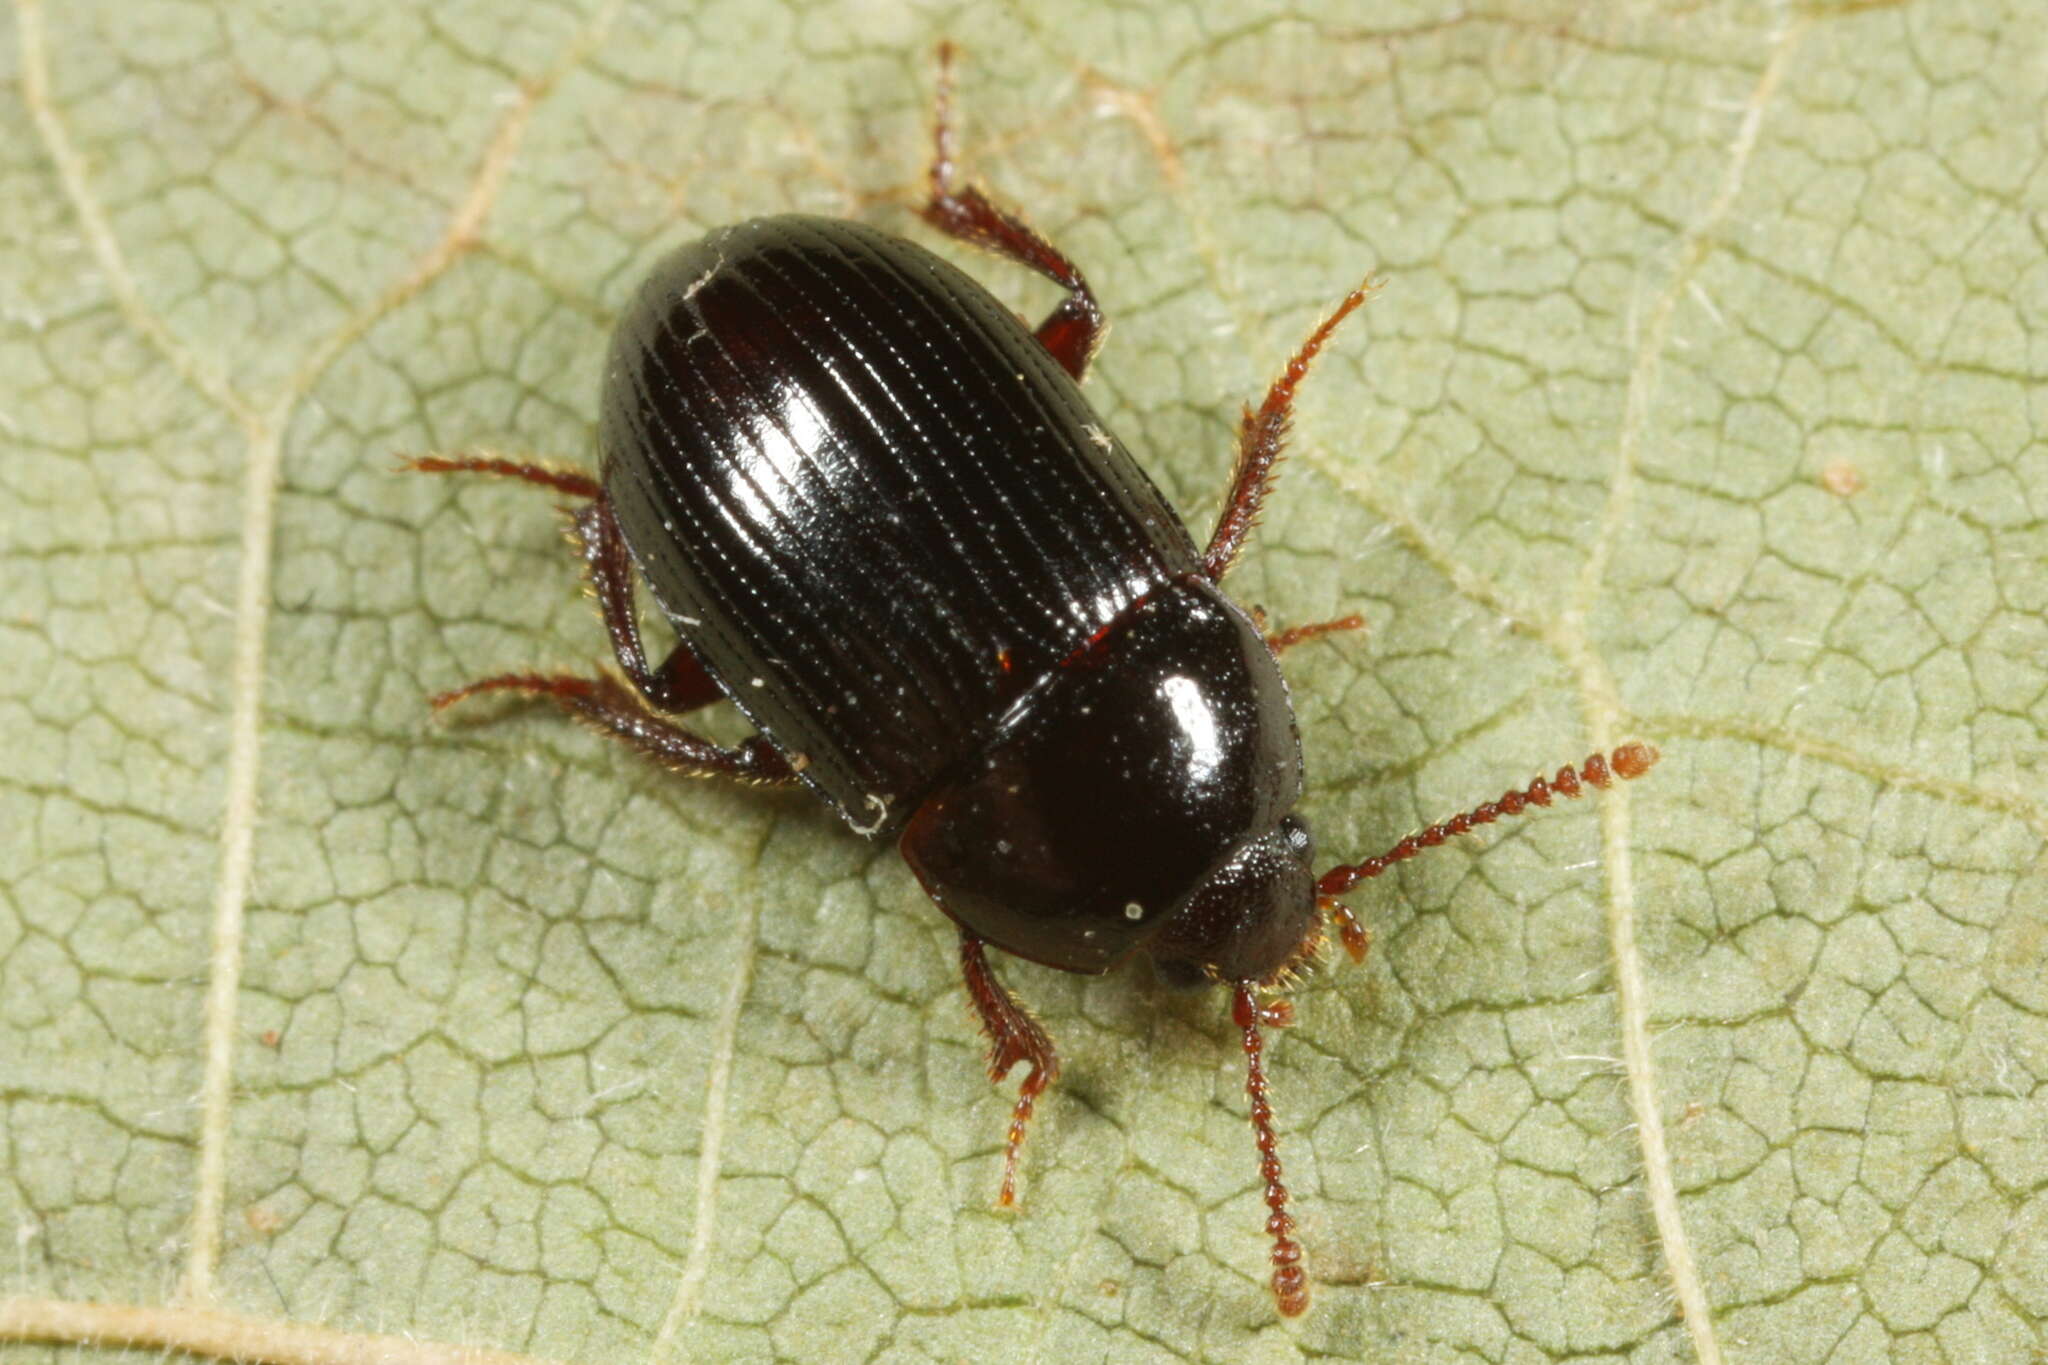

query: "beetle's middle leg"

left=407, top=454, right=725, bottom=714
left=571, top=500, right=728, bottom=714
left=1201, top=282, right=1376, bottom=581
left=430, top=506, right=791, bottom=782
left=410, top=459, right=792, bottom=780
left=432, top=671, right=796, bottom=784
left=957, top=929, right=1061, bottom=1209
left=920, top=43, right=1104, bottom=382
left=1256, top=612, right=1368, bottom=658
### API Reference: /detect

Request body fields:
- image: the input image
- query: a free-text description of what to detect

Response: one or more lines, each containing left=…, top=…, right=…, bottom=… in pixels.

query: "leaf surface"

left=4, top=2, right=2046, bottom=1362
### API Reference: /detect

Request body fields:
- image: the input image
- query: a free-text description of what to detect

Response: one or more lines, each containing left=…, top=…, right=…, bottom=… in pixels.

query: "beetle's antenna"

left=1316, top=743, right=1660, bottom=902
left=1232, top=983, right=1309, bottom=1317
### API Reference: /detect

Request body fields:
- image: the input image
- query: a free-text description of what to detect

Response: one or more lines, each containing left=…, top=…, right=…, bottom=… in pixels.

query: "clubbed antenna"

left=1232, top=983, right=1309, bottom=1317
left=1248, top=740, right=1658, bottom=1314
left=1316, top=743, right=1659, bottom=900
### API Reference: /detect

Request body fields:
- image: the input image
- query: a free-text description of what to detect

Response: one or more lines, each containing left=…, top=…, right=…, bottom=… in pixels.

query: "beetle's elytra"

left=412, top=47, right=1656, bottom=1318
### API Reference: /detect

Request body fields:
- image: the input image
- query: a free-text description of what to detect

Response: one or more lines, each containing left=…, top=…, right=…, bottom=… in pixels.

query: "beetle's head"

left=1148, top=813, right=1320, bottom=989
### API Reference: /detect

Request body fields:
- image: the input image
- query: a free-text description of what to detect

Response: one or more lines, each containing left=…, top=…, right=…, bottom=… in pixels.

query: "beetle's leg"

left=1264, top=613, right=1366, bottom=657
left=406, top=455, right=725, bottom=716
left=1202, top=282, right=1376, bottom=581
left=413, top=458, right=784, bottom=777
left=571, top=501, right=727, bottom=714
left=921, top=42, right=1104, bottom=382
left=403, top=453, right=601, bottom=500
left=957, top=929, right=1061, bottom=1209
left=433, top=672, right=798, bottom=784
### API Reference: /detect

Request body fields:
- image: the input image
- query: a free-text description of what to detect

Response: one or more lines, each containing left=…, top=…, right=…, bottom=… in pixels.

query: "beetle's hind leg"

left=404, top=453, right=600, bottom=499
left=921, top=42, right=1104, bottom=382
left=957, top=930, right=1061, bottom=1208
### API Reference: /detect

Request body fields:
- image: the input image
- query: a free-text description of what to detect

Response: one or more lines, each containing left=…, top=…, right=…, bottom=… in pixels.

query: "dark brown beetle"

left=413, top=49, right=1656, bottom=1316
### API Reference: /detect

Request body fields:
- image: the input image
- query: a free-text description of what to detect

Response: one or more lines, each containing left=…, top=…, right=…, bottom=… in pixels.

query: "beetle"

left=411, top=47, right=1656, bottom=1317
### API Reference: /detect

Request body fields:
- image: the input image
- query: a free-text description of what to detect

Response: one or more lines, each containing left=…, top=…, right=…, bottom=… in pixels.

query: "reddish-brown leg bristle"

left=1265, top=614, right=1367, bottom=656
left=1321, top=898, right=1370, bottom=963
left=1232, top=983, right=1309, bottom=1317
left=429, top=671, right=560, bottom=712
left=1315, top=742, right=1661, bottom=899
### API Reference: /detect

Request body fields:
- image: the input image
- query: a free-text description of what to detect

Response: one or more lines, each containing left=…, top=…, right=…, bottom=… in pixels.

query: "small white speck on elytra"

left=1124, top=902, right=1144, bottom=920
left=683, top=254, right=723, bottom=299
left=848, top=793, right=891, bottom=836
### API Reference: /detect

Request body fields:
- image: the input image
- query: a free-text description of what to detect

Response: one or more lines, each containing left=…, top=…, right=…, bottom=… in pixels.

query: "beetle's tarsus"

left=429, top=670, right=796, bottom=785
left=402, top=451, right=601, bottom=500
left=958, top=931, right=1061, bottom=1210
left=1265, top=613, right=1367, bottom=657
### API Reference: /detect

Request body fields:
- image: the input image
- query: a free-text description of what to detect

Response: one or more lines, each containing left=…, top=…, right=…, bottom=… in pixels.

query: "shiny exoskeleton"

left=414, top=48, right=1657, bottom=1319
left=604, top=213, right=1314, bottom=984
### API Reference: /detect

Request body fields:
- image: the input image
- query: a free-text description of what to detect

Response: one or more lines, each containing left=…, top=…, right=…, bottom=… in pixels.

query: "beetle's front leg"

left=956, top=929, right=1061, bottom=1208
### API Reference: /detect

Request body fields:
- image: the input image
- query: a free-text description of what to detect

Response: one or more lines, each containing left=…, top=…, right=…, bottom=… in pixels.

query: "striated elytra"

left=414, top=48, right=1657, bottom=1318
left=604, top=212, right=1313, bottom=982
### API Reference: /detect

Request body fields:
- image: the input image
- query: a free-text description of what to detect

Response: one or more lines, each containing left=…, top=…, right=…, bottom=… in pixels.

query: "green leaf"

left=4, top=2, right=2045, bottom=1362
